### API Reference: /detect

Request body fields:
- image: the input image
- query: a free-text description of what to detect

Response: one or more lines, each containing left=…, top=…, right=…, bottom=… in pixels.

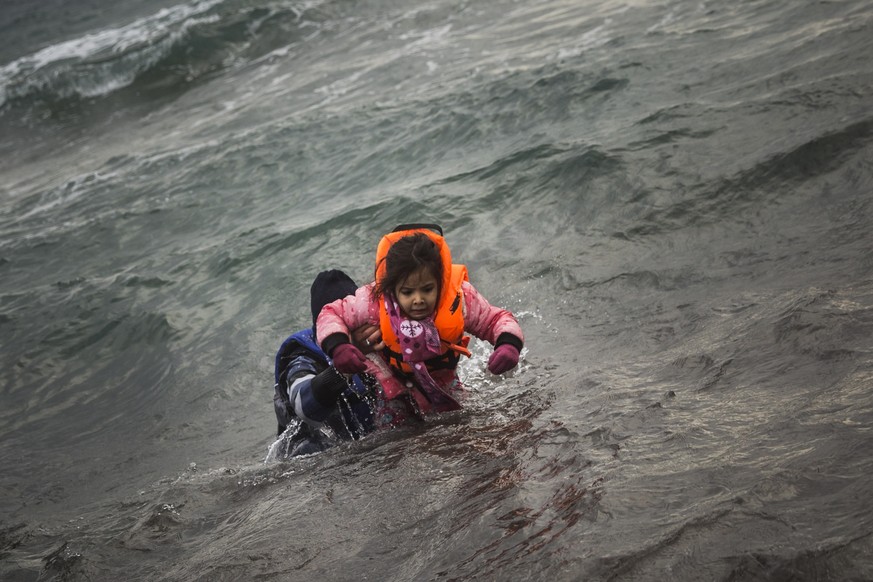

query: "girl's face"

left=394, top=267, right=439, bottom=320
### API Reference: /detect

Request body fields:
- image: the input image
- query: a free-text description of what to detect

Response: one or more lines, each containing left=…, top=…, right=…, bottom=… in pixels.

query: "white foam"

left=0, top=0, right=224, bottom=105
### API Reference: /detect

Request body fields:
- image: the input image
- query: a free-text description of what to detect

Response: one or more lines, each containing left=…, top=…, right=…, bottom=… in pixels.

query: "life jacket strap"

left=383, top=345, right=463, bottom=371
left=442, top=336, right=471, bottom=357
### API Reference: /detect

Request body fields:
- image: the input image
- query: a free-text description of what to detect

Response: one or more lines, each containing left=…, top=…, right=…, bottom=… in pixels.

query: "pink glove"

left=331, top=344, right=368, bottom=374
left=487, top=344, right=520, bottom=375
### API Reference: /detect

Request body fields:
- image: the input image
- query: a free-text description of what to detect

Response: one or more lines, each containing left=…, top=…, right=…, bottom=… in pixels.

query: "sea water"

left=2, top=0, right=873, bottom=579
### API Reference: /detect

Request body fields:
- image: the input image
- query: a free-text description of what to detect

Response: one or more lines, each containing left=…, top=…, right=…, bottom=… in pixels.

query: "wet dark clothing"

left=272, top=328, right=376, bottom=456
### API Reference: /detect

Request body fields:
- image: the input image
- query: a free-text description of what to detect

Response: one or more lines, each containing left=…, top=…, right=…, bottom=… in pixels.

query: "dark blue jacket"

left=273, top=328, right=375, bottom=441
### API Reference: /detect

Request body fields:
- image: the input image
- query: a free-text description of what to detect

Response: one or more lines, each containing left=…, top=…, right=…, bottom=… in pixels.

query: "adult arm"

left=283, top=351, right=349, bottom=427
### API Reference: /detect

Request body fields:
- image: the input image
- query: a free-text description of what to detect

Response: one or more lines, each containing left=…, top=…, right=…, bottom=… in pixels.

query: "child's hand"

left=332, top=344, right=369, bottom=374
left=487, top=344, right=520, bottom=375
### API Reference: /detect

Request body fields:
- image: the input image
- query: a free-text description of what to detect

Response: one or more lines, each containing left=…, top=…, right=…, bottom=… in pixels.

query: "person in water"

left=316, top=224, right=524, bottom=427
left=272, top=269, right=384, bottom=457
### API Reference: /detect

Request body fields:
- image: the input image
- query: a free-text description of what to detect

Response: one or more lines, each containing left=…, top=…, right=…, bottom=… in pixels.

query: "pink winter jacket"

left=316, top=281, right=523, bottom=386
left=315, top=281, right=524, bottom=398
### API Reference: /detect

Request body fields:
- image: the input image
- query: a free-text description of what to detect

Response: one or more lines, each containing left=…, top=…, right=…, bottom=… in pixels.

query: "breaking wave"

left=0, top=0, right=327, bottom=113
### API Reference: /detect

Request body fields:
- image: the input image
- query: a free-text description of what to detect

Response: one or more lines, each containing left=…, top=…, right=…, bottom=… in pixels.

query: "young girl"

left=316, top=224, right=524, bottom=427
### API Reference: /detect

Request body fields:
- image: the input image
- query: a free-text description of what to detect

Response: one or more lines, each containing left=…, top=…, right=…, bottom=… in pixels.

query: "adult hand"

left=351, top=323, right=384, bottom=354
left=331, top=344, right=368, bottom=374
left=487, top=344, right=520, bottom=375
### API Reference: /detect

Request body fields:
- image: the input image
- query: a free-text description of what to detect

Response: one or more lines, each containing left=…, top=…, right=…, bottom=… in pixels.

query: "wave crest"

left=0, top=0, right=324, bottom=113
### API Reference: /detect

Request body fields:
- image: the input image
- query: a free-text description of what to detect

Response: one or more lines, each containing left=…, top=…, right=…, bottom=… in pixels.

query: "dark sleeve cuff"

left=310, top=366, right=349, bottom=408
left=495, top=332, right=523, bottom=352
left=321, top=332, right=350, bottom=358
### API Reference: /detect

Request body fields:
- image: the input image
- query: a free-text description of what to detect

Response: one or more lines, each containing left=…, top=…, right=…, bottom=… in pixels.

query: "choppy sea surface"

left=2, top=0, right=873, bottom=579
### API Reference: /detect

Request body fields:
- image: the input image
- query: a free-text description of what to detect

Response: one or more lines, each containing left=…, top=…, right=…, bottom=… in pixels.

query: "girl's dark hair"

left=373, top=233, right=443, bottom=299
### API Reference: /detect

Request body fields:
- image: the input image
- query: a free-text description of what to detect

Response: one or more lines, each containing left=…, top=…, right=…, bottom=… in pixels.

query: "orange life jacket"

left=376, top=226, right=471, bottom=374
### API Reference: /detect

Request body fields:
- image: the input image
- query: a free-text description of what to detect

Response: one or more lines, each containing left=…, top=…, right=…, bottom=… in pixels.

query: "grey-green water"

left=2, top=0, right=873, bottom=579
